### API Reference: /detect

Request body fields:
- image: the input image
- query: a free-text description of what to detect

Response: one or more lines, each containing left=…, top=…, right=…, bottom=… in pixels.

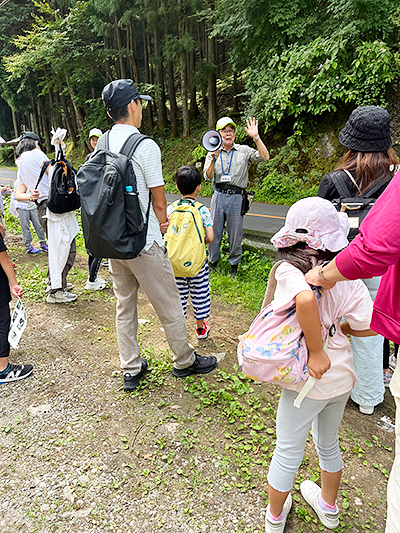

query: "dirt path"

left=0, top=237, right=395, bottom=533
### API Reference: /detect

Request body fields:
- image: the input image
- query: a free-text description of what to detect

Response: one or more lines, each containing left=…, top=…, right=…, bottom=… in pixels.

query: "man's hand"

left=160, top=216, right=170, bottom=234
left=307, top=349, right=331, bottom=379
left=210, top=149, right=221, bottom=161
left=10, top=284, right=23, bottom=299
left=245, top=117, right=259, bottom=140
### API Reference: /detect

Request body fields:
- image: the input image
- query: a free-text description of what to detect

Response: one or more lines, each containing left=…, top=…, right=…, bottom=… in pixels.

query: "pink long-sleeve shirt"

left=335, top=168, right=400, bottom=345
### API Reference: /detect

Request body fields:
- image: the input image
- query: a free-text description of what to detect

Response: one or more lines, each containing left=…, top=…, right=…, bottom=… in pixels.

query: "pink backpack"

left=237, top=262, right=335, bottom=407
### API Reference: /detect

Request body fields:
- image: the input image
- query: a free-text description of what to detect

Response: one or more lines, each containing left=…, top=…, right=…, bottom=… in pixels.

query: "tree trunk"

left=153, top=28, right=168, bottom=132
left=143, top=29, right=154, bottom=131
left=11, top=108, right=18, bottom=138
left=188, top=22, right=199, bottom=121
left=127, top=24, right=140, bottom=83
left=233, top=71, right=239, bottom=113
left=178, top=18, right=190, bottom=137
left=59, top=87, right=77, bottom=148
left=207, top=33, right=217, bottom=129
left=30, top=94, right=40, bottom=135
left=166, top=56, right=179, bottom=138
left=38, top=97, right=51, bottom=153
left=114, top=13, right=126, bottom=79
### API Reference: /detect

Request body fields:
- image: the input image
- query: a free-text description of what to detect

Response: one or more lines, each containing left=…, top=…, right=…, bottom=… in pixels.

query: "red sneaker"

left=196, top=321, right=210, bottom=339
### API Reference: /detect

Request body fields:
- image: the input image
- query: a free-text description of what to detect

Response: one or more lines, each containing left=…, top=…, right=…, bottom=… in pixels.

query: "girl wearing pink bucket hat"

left=264, top=197, right=377, bottom=533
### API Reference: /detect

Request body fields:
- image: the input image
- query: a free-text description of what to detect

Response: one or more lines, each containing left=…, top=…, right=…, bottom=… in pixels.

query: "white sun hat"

left=271, top=197, right=349, bottom=252
left=89, top=128, right=102, bottom=139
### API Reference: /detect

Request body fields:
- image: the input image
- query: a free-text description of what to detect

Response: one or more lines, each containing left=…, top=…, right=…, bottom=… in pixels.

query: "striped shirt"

left=107, top=124, right=164, bottom=251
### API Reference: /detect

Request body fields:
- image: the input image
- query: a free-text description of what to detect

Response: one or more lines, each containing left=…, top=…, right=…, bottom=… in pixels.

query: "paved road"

left=0, top=167, right=288, bottom=238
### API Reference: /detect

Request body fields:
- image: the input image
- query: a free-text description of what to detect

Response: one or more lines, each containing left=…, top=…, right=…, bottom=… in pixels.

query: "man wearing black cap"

left=101, top=79, right=217, bottom=391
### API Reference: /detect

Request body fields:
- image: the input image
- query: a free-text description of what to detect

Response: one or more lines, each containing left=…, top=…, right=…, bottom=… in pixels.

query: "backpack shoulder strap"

left=359, top=176, right=392, bottom=199
left=261, top=260, right=284, bottom=311
left=96, top=131, right=109, bottom=151
left=35, top=160, right=52, bottom=190
left=120, top=133, right=150, bottom=158
left=332, top=170, right=355, bottom=198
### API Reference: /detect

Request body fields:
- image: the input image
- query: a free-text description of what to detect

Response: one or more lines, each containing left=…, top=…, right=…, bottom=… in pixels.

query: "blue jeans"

left=208, top=190, right=243, bottom=266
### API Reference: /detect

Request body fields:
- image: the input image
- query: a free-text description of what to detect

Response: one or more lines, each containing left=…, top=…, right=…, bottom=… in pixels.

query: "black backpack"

left=36, top=149, right=80, bottom=214
left=331, top=170, right=389, bottom=241
left=76, top=131, right=150, bottom=259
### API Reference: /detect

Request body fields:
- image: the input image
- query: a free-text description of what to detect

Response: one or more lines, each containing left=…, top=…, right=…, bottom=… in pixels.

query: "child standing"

left=0, top=227, right=33, bottom=383
left=263, top=197, right=376, bottom=532
left=166, top=166, right=214, bottom=339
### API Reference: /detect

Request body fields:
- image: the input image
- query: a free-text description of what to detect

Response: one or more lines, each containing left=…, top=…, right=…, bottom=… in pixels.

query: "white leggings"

left=268, top=389, right=350, bottom=493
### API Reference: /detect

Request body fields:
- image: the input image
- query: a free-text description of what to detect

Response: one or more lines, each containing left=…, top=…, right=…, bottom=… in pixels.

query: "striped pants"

left=175, top=261, right=210, bottom=320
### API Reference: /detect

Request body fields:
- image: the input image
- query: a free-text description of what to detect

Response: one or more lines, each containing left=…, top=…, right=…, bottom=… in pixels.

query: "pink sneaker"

left=196, top=321, right=210, bottom=339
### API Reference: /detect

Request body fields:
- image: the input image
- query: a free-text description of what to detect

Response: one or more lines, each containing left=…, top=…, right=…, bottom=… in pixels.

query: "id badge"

left=220, top=174, right=232, bottom=182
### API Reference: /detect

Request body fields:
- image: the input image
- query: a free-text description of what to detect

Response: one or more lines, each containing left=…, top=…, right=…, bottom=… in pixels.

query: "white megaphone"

left=202, top=130, right=224, bottom=151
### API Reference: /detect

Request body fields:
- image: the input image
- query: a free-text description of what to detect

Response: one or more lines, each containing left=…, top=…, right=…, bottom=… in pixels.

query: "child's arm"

left=295, top=290, right=331, bottom=379
left=340, top=321, right=378, bottom=337
left=205, top=226, right=214, bottom=244
left=0, top=251, right=23, bottom=298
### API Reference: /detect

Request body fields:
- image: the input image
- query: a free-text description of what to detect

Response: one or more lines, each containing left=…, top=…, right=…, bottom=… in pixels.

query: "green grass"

left=209, top=236, right=273, bottom=314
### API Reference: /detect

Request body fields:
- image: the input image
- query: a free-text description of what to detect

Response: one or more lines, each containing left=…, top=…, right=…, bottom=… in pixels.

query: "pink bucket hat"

left=271, top=197, right=349, bottom=252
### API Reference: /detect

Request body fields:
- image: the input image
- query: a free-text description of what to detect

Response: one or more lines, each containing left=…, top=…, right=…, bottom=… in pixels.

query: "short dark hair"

left=176, top=165, right=202, bottom=195
left=16, top=137, right=37, bottom=157
left=106, top=98, right=140, bottom=122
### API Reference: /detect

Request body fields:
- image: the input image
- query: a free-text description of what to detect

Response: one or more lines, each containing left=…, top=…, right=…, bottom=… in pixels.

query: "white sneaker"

left=84, top=276, right=106, bottom=291
left=265, top=493, right=292, bottom=533
left=300, top=480, right=339, bottom=529
left=359, top=404, right=374, bottom=415
left=46, top=290, right=78, bottom=303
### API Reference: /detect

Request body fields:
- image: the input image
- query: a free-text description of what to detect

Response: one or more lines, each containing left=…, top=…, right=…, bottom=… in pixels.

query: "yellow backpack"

left=164, top=199, right=206, bottom=277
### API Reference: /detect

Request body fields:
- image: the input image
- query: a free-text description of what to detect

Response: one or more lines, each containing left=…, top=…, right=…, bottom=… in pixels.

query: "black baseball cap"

left=20, top=131, right=41, bottom=143
left=102, top=79, right=152, bottom=110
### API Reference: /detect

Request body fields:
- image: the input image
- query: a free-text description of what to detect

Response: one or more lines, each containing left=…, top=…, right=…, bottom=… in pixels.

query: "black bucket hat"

left=339, top=105, right=392, bottom=153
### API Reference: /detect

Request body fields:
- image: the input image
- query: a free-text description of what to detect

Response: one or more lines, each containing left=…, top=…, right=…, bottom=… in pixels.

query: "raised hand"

left=245, top=117, right=259, bottom=140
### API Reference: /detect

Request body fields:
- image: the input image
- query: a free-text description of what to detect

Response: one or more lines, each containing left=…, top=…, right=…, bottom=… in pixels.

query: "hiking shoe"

left=265, top=493, right=292, bottom=533
left=300, top=480, right=339, bottom=529
left=46, top=290, right=77, bottom=303
left=27, top=245, right=40, bottom=254
left=40, top=243, right=48, bottom=252
left=123, top=359, right=148, bottom=391
left=230, top=264, right=238, bottom=278
left=84, top=276, right=106, bottom=291
left=359, top=404, right=374, bottom=415
left=65, top=283, right=74, bottom=291
left=196, top=321, right=210, bottom=339
left=389, top=354, right=397, bottom=371
left=209, top=261, right=218, bottom=272
left=384, top=369, right=392, bottom=387
left=0, top=363, right=33, bottom=384
left=172, top=352, right=217, bottom=378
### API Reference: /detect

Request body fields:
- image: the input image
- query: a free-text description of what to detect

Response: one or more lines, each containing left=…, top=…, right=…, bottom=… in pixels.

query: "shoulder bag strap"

left=35, top=160, right=52, bottom=191
left=333, top=170, right=357, bottom=198
left=261, top=260, right=284, bottom=311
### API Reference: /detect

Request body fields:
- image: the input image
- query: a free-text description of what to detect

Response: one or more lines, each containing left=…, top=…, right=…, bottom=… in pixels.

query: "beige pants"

left=386, top=395, right=400, bottom=532
left=109, top=242, right=195, bottom=375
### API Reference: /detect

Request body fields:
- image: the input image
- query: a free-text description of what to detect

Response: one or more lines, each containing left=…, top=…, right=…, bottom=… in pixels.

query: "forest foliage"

left=0, top=0, right=400, bottom=201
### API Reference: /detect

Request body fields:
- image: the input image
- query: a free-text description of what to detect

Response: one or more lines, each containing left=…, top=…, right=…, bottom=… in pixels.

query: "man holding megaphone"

left=204, top=116, right=269, bottom=277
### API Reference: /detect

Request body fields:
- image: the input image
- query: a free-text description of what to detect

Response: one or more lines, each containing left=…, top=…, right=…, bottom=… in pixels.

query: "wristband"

left=254, top=135, right=260, bottom=142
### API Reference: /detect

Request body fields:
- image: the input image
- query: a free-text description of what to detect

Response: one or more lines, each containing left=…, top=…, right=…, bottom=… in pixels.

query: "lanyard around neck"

left=220, top=150, right=234, bottom=175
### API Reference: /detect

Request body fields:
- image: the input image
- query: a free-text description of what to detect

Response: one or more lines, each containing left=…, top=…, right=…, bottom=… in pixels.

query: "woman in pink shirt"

left=306, top=170, right=400, bottom=533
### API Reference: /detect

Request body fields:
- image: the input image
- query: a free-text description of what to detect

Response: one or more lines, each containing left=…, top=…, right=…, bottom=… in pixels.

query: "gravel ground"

left=0, top=240, right=396, bottom=533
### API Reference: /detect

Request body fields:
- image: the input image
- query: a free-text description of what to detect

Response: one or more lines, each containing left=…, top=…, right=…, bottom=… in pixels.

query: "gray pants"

left=37, top=201, right=76, bottom=292
left=208, top=190, right=243, bottom=266
left=268, top=389, right=350, bottom=492
left=17, top=208, right=46, bottom=251
left=109, top=242, right=196, bottom=375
